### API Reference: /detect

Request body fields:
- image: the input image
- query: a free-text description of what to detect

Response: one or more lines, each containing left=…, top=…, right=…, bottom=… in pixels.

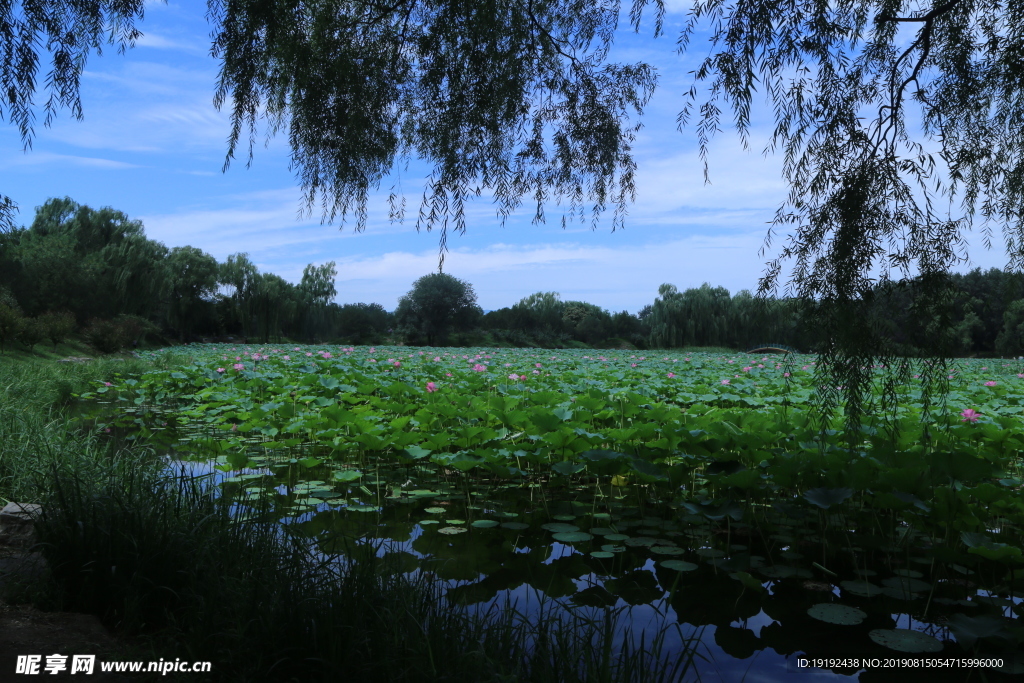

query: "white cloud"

left=0, top=151, right=139, bottom=169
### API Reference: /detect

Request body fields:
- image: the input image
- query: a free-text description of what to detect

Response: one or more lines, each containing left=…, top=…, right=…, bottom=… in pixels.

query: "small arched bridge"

left=746, top=343, right=801, bottom=355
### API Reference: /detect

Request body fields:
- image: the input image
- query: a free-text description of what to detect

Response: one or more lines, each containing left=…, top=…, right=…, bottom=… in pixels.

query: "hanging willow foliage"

left=669, top=0, right=1023, bottom=438
left=207, top=0, right=659, bottom=270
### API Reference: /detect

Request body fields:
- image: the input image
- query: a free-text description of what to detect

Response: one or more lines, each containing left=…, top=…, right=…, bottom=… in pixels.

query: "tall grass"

left=33, top=453, right=701, bottom=682
left=2, top=356, right=702, bottom=682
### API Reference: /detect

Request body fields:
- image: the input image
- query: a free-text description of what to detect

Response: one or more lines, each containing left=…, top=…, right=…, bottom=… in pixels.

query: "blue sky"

left=0, top=1, right=1008, bottom=313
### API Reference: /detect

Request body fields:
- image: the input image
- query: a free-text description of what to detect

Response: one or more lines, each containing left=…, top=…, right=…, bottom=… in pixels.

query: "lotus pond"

left=79, top=345, right=1024, bottom=680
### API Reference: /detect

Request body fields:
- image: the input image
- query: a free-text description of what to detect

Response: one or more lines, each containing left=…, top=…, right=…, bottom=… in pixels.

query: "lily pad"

left=552, top=514, right=577, bottom=521
left=423, top=507, right=446, bottom=514
left=650, top=546, right=686, bottom=556
left=590, top=551, right=616, bottom=559
left=807, top=603, right=868, bottom=625
left=840, top=580, right=885, bottom=597
left=603, top=534, right=630, bottom=542
left=868, top=629, right=943, bottom=653
left=437, top=526, right=467, bottom=535
left=541, top=522, right=580, bottom=533
left=803, top=487, right=854, bottom=509
left=624, top=536, right=659, bottom=547
left=660, top=560, right=698, bottom=572
left=419, top=520, right=440, bottom=525
left=892, top=569, right=924, bottom=578
left=881, top=576, right=931, bottom=593
left=552, top=531, right=594, bottom=543
left=471, top=520, right=499, bottom=528
left=946, top=614, right=1012, bottom=649
left=759, top=565, right=812, bottom=579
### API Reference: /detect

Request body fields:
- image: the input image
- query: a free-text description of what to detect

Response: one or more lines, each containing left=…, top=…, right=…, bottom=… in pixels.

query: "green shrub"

left=17, top=317, right=47, bottom=350
left=83, top=318, right=130, bottom=354
left=38, top=310, right=76, bottom=349
left=114, top=314, right=158, bottom=346
left=0, top=303, right=24, bottom=353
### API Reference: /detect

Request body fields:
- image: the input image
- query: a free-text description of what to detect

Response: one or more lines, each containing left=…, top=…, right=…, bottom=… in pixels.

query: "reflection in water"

left=149, top=446, right=1020, bottom=682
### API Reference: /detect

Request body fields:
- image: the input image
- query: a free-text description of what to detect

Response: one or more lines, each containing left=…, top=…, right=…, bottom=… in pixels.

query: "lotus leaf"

left=807, top=603, right=867, bottom=625
left=840, top=580, right=884, bottom=597
left=659, top=560, right=698, bottom=572
left=471, top=520, right=499, bottom=528
left=868, top=629, right=943, bottom=653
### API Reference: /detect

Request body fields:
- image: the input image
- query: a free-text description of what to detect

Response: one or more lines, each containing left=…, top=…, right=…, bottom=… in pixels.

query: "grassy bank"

left=0, top=354, right=700, bottom=682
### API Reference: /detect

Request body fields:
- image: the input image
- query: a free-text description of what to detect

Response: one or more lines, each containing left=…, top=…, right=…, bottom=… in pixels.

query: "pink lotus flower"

left=532, top=369, right=540, bottom=374
left=667, top=372, right=675, bottom=378
left=104, top=381, right=113, bottom=387
left=535, top=363, right=542, bottom=368
left=472, top=364, right=486, bottom=372
left=445, top=372, right=452, bottom=377
left=721, top=379, right=730, bottom=385
left=783, top=372, right=790, bottom=377
left=283, top=355, right=290, bottom=360
left=230, top=424, right=238, bottom=431
left=393, top=361, right=401, bottom=367
left=630, top=362, right=638, bottom=368
left=321, top=352, right=332, bottom=359
left=216, top=368, right=225, bottom=373
left=509, top=373, right=519, bottom=380
left=960, top=408, right=981, bottom=423
left=233, top=363, right=244, bottom=370
left=742, top=367, right=752, bottom=372
left=519, top=374, right=527, bottom=380
left=306, top=352, right=313, bottom=357
left=434, top=357, right=441, bottom=361
left=984, top=381, right=998, bottom=387
left=426, top=381, right=438, bottom=393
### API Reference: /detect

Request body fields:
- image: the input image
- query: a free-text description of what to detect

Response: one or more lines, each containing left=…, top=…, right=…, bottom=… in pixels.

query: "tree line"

left=3, top=198, right=1024, bottom=356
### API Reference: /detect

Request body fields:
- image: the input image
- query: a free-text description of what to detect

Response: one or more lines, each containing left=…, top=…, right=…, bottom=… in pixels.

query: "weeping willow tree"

left=5, top=1, right=1024, bottom=436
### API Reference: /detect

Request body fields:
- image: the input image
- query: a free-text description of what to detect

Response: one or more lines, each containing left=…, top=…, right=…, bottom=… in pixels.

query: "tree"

left=219, top=253, right=260, bottom=337
left=17, top=317, right=46, bottom=350
left=395, top=273, right=479, bottom=345
left=13, top=198, right=163, bottom=320
left=0, top=291, right=22, bottom=354
left=299, top=261, right=338, bottom=342
left=165, top=246, right=219, bottom=341
left=37, top=311, right=76, bottom=350
left=252, top=273, right=299, bottom=343
left=995, top=300, right=1024, bottom=358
